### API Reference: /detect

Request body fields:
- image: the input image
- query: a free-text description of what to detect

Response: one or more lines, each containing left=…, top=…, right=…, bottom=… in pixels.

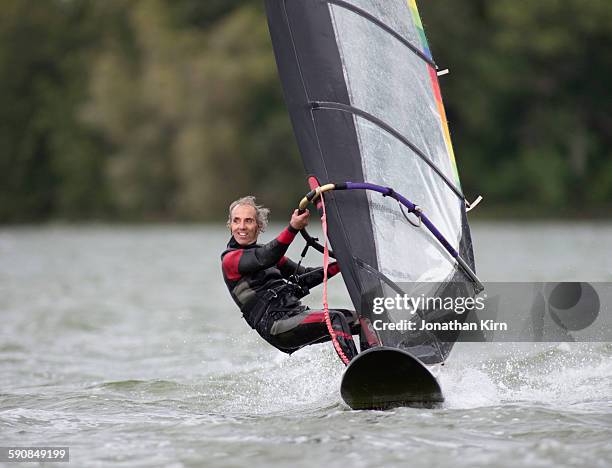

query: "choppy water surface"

left=1, top=223, right=611, bottom=467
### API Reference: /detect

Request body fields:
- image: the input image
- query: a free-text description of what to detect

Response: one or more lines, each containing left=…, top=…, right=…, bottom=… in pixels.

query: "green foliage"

left=80, top=0, right=302, bottom=220
left=0, top=0, right=109, bottom=220
left=0, top=0, right=610, bottom=222
left=421, top=0, right=612, bottom=214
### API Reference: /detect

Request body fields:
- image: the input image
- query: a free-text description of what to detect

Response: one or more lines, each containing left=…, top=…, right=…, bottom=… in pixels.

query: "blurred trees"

left=1, top=0, right=611, bottom=222
left=0, top=0, right=109, bottom=220
left=420, top=0, right=612, bottom=215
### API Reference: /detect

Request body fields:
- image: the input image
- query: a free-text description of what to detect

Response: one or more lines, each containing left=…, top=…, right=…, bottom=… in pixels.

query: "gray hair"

left=227, top=196, right=270, bottom=232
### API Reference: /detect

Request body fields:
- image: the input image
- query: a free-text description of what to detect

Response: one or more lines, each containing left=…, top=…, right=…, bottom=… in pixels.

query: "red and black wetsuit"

left=221, top=225, right=359, bottom=362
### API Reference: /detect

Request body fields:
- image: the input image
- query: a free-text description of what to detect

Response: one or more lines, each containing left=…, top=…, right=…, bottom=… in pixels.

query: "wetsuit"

left=221, top=225, right=359, bottom=362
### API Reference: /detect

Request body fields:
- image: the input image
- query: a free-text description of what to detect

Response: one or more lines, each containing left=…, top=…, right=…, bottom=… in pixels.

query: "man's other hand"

left=290, top=209, right=310, bottom=230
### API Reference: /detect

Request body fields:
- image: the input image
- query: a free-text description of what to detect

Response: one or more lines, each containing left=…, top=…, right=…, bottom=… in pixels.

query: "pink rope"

left=319, top=193, right=350, bottom=366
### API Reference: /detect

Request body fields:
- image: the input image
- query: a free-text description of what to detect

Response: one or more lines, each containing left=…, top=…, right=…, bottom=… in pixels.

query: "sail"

left=266, top=0, right=477, bottom=363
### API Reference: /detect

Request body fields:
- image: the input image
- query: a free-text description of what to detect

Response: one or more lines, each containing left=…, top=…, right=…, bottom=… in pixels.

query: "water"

left=1, top=223, right=611, bottom=467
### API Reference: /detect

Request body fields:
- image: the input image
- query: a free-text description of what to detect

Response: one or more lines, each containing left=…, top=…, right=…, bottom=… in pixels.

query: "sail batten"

left=326, top=0, right=437, bottom=68
left=311, top=101, right=465, bottom=201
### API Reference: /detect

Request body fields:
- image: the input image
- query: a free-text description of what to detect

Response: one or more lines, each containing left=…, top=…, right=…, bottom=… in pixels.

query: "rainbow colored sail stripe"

left=407, top=0, right=461, bottom=188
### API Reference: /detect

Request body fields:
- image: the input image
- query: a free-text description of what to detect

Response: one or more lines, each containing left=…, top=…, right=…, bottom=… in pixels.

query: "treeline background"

left=2, top=0, right=611, bottom=222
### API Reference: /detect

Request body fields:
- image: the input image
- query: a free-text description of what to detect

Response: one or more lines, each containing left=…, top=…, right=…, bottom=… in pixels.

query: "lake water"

left=1, top=222, right=611, bottom=467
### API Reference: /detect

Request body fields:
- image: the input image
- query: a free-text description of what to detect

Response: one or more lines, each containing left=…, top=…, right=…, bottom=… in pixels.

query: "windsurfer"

left=221, top=196, right=359, bottom=363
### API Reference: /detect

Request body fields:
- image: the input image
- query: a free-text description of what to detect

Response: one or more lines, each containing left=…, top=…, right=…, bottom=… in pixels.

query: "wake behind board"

left=341, top=347, right=443, bottom=410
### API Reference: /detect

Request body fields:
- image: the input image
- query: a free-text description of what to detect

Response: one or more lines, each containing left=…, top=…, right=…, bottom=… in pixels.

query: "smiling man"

left=221, top=196, right=359, bottom=363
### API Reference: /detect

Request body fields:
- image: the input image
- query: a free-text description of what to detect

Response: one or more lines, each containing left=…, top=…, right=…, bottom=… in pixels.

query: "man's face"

left=230, top=204, right=259, bottom=246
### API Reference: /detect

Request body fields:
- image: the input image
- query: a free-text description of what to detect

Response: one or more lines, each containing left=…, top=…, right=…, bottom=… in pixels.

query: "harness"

left=245, top=279, right=310, bottom=329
